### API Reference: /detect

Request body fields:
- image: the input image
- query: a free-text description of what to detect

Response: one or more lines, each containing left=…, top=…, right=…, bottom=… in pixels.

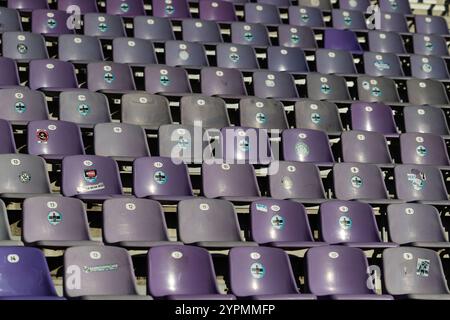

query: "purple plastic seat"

left=83, top=13, right=126, bottom=38
left=363, top=52, right=404, bottom=77
left=407, top=78, right=449, bottom=105
left=277, top=25, right=317, bottom=49
left=165, top=40, right=208, bottom=67
left=112, top=37, right=157, bottom=64
left=152, top=0, right=191, bottom=18
left=341, top=130, right=392, bottom=164
left=368, top=30, right=406, bottom=53
left=216, top=43, right=259, bottom=70
left=27, top=120, right=85, bottom=160
left=288, top=6, right=324, bottom=27
left=22, top=196, right=98, bottom=248
left=145, top=65, right=192, bottom=94
left=357, top=76, right=400, bottom=103
left=58, top=35, right=104, bottom=63
left=251, top=199, right=325, bottom=249
left=64, top=246, right=151, bottom=300
left=307, top=246, right=393, bottom=299
left=0, top=7, right=22, bottom=32
left=239, top=97, right=288, bottom=130
left=298, top=0, right=331, bottom=10
left=387, top=203, right=450, bottom=249
left=182, top=19, right=223, bottom=43
left=0, top=247, right=64, bottom=300
left=315, top=49, right=357, bottom=74
left=253, top=70, right=298, bottom=98
left=0, top=119, right=17, bottom=154
left=244, top=3, right=280, bottom=24
left=8, top=0, right=49, bottom=10
left=307, top=73, right=351, bottom=101
left=148, top=245, right=236, bottom=300
left=0, top=88, right=48, bottom=124
left=2, top=31, right=48, bottom=61
left=134, top=16, right=174, bottom=41
left=62, top=155, right=123, bottom=200
left=133, top=156, right=194, bottom=202
left=339, top=0, right=370, bottom=11
left=201, top=67, right=247, bottom=96
left=106, top=0, right=145, bottom=17
left=295, top=100, right=343, bottom=135
left=29, top=59, right=78, bottom=91
left=410, top=54, right=449, bottom=80
left=413, top=34, right=448, bottom=56
left=231, top=22, right=270, bottom=46
left=380, top=12, right=408, bottom=33
left=229, top=246, right=317, bottom=300
left=180, top=95, right=229, bottom=129
left=320, top=200, right=397, bottom=248
left=416, top=15, right=449, bottom=35
left=332, top=9, right=367, bottom=30
left=57, top=0, right=99, bottom=13
left=31, top=9, right=73, bottom=35
left=103, top=198, right=179, bottom=248
left=178, top=198, right=256, bottom=249
left=0, top=57, right=20, bottom=88
left=400, top=133, right=450, bottom=166
left=258, top=0, right=290, bottom=6
left=350, top=101, right=398, bottom=135
left=0, top=199, right=22, bottom=246
left=323, top=28, right=362, bottom=53
left=199, top=0, right=237, bottom=22
left=282, top=128, right=334, bottom=165
left=87, top=62, right=136, bottom=92
left=379, top=0, right=411, bottom=14
left=403, top=105, right=450, bottom=136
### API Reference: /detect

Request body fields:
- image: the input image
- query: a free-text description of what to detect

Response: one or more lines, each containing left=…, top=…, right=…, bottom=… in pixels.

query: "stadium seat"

left=58, top=35, right=104, bottom=63
left=0, top=88, right=48, bottom=124
left=31, top=9, right=73, bottom=35
left=231, top=22, right=270, bottom=46
left=0, top=119, right=17, bottom=154
left=180, top=95, right=230, bottom=129
left=403, top=105, right=450, bottom=136
left=357, top=76, right=400, bottom=103
left=379, top=0, right=411, bottom=14
left=201, top=67, right=247, bottom=96
left=288, top=6, right=324, bottom=27
left=413, top=34, right=448, bottom=56
left=350, top=102, right=398, bottom=136
left=0, top=7, right=21, bottom=32
left=239, top=97, right=288, bottom=130
left=368, top=30, right=406, bottom=54
left=267, top=46, right=309, bottom=72
left=277, top=25, right=317, bottom=49
left=182, top=19, right=223, bottom=43
left=307, top=73, right=350, bottom=101
left=0, top=199, right=22, bottom=246
left=2, top=31, right=48, bottom=61
left=133, top=16, right=175, bottom=41
left=323, top=29, right=362, bottom=53
left=87, top=62, right=136, bottom=92
left=216, top=43, right=259, bottom=70
left=8, top=0, right=48, bottom=10
left=339, top=0, right=370, bottom=11
left=106, top=0, right=145, bottom=17
left=410, top=54, right=449, bottom=80
left=400, top=133, right=450, bottom=166
left=83, top=13, right=126, bottom=38
left=415, top=15, right=449, bottom=35
left=252, top=71, right=298, bottom=98
left=145, top=65, right=192, bottom=94
left=341, top=130, right=393, bottom=164
left=29, top=59, right=78, bottom=91
left=57, top=0, right=99, bottom=13
left=315, top=49, right=357, bottom=74
left=406, top=78, right=448, bottom=105
left=245, top=3, right=281, bottom=24
left=363, top=52, right=404, bottom=77
left=165, top=40, right=208, bottom=67
left=295, top=100, right=343, bottom=135
left=0, top=57, right=20, bottom=87
left=112, top=37, right=157, bottom=65
left=153, top=0, right=190, bottom=18
left=380, top=12, right=409, bottom=33
left=332, top=9, right=367, bottom=30
left=298, top=0, right=331, bottom=11
left=199, top=0, right=236, bottom=22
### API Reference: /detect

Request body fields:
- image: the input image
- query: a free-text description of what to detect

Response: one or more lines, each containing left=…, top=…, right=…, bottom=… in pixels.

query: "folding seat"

left=298, top=0, right=332, bottom=11
left=320, top=200, right=397, bottom=248
left=29, top=59, right=78, bottom=91
left=288, top=6, right=324, bottom=27
left=216, top=44, right=259, bottom=70
left=267, top=46, right=308, bottom=72
left=87, top=62, right=135, bottom=92
left=158, top=124, right=209, bottom=164
left=315, top=49, right=357, bottom=74
left=153, top=0, right=191, bottom=18
left=57, top=0, right=99, bottom=13
left=83, top=13, right=126, bottom=38
left=133, top=16, right=174, bottom=41
left=106, top=0, right=145, bottom=17
left=122, top=93, right=172, bottom=130
left=383, top=247, right=450, bottom=299
left=0, top=57, right=20, bottom=87
left=387, top=203, right=450, bottom=249
left=323, top=28, right=362, bottom=53
left=251, top=199, right=325, bottom=248
left=306, top=73, right=350, bottom=101
left=229, top=246, right=317, bottom=300
left=103, top=198, right=179, bottom=248
left=350, top=102, right=398, bottom=136
left=410, top=55, right=449, bottom=80
left=145, top=65, right=192, bottom=94
left=133, top=156, right=194, bottom=201
left=0, top=247, right=64, bottom=300
left=295, top=100, right=343, bottom=135
left=199, top=0, right=236, bottom=22
left=231, top=22, right=270, bottom=46
left=403, top=105, right=450, bottom=136
left=31, top=9, right=73, bottom=35
left=332, top=9, right=367, bottom=30
left=363, top=52, right=403, bottom=77
left=94, top=123, right=150, bottom=161
left=357, top=76, right=400, bottom=103
left=64, top=246, right=151, bottom=299
left=407, top=79, right=448, bottom=105
left=253, top=71, right=298, bottom=99
left=341, top=130, right=392, bottom=164
left=258, top=0, right=291, bottom=6
left=339, top=0, right=370, bottom=11
left=413, top=34, right=448, bottom=56
left=415, top=15, right=448, bottom=35
left=380, top=12, right=408, bottom=33
left=8, top=0, right=48, bottom=10
left=0, top=7, right=21, bottom=32
left=0, top=199, right=22, bottom=246
left=394, top=164, right=448, bottom=203
left=379, top=0, right=411, bottom=14
left=282, top=128, right=334, bottom=164
left=27, top=120, right=85, bottom=160
left=22, top=196, right=99, bottom=248
left=400, top=133, right=449, bottom=166
left=201, top=67, right=247, bottom=96
left=0, top=154, right=51, bottom=199
left=268, top=161, right=326, bottom=203
left=0, top=119, right=16, bottom=154
left=2, top=32, right=48, bottom=61
left=0, top=88, right=48, bottom=124
left=368, top=30, right=406, bottom=54
left=277, top=25, right=317, bottom=49
left=244, top=3, right=281, bottom=24
left=333, top=162, right=390, bottom=202
left=178, top=198, right=256, bottom=248
left=58, top=35, right=104, bottom=63
left=112, top=37, right=157, bottom=64
left=148, top=245, right=235, bottom=300
left=239, top=97, right=288, bottom=130
left=182, top=19, right=222, bottom=43
left=180, top=95, right=230, bottom=129
left=220, top=126, right=272, bottom=165
left=306, top=246, right=393, bottom=299
left=202, top=163, right=262, bottom=202
left=61, top=155, right=123, bottom=200
left=164, top=40, right=208, bottom=67
left=59, top=90, right=112, bottom=128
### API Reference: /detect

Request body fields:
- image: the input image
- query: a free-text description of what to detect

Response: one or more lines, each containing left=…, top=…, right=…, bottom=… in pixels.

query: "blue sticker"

left=165, top=5, right=175, bottom=15
left=98, top=23, right=108, bottom=33
left=160, top=75, right=170, bottom=86
left=78, top=104, right=90, bottom=116
left=422, top=63, right=432, bottom=73
left=295, top=142, right=310, bottom=158
left=154, top=170, right=168, bottom=185
left=311, top=112, right=321, bottom=124
left=256, top=203, right=268, bottom=212
left=250, top=262, right=265, bottom=279
left=291, top=34, right=300, bottom=44
left=271, top=214, right=285, bottom=230
left=239, top=138, right=250, bottom=152
left=256, top=112, right=267, bottom=124
left=301, top=14, right=309, bottom=23
left=416, top=145, right=427, bottom=157
left=389, top=0, right=398, bottom=10
left=17, top=43, right=28, bottom=54
left=104, top=72, right=115, bottom=84
left=407, top=169, right=426, bottom=191
left=120, top=2, right=130, bottom=12
left=374, top=60, right=391, bottom=71
left=339, top=215, right=352, bottom=230
left=48, top=211, right=62, bottom=226
left=15, top=101, right=26, bottom=113
left=351, top=175, right=363, bottom=188
left=344, top=16, right=352, bottom=26
left=425, top=42, right=433, bottom=51
left=177, top=137, right=190, bottom=150
left=371, top=86, right=381, bottom=97
left=244, top=32, right=253, bottom=42
left=19, top=171, right=31, bottom=183
left=320, top=84, right=331, bottom=94
left=47, top=18, right=57, bottom=29
left=229, top=53, right=240, bottom=63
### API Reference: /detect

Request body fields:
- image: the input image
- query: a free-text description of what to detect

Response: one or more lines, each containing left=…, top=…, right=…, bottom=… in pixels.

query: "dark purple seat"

left=145, top=65, right=192, bottom=94
left=277, top=25, right=317, bottom=49
left=229, top=247, right=317, bottom=300
left=61, top=155, right=123, bottom=200
left=323, top=28, right=362, bottom=53
left=201, top=67, right=247, bottom=96
left=410, top=54, right=449, bottom=80
left=231, top=22, right=270, bottom=46
left=0, top=247, right=64, bottom=300
left=341, top=130, right=392, bottom=164
left=0, top=199, right=22, bottom=246
left=368, top=30, right=406, bottom=54
left=0, top=7, right=22, bottom=32
left=339, top=0, right=370, bottom=11
left=83, top=13, right=126, bottom=38
left=148, top=245, right=236, bottom=300
left=87, top=62, right=135, bottom=92
left=332, top=9, right=367, bottom=30
left=165, top=40, right=208, bottom=67
left=288, top=6, right=324, bottom=28
left=239, top=97, right=288, bottom=130
left=315, top=48, right=357, bottom=74
left=31, top=9, right=73, bottom=35
left=27, top=120, right=84, bottom=160
left=407, top=78, right=449, bottom=105
left=415, top=15, right=449, bottom=35
left=320, top=200, right=397, bottom=248
left=0, top=57, right=20, bottom=87
left=22, top=196, right=99, bottom=248
left=0, top=119, right=16, bottom=154
left=251, top=199, right=325, bottom=249
left=400, top=133, right=450, bottom=166
left=8, top=0, right=48, bottom=10
left=57, top=0, right=99, bottom=13
left=295, top=100, right=343, bottom=135
left=380, top=12, right=408, bottom=32
left=245, top=3, right=280, bottom=24
left=133, top=156, right=194, bottom=202
left=379, top=0, right=411, bottom=14
left=307, top=246, right=393, bottom=299
left=2, top=31, right=48, bottom=61
left=306, top=73, right=351, bottom=101
left=182, top=19, right=223, bottom=43
left=267, top=46, right=309, bottom=72
left=103, top=198, right=180, bottom=248
left=106, top=0, right=145, bottom=17
left=252, top=70, right=298, bottom=98
left=134, top=16, right=174, bottom=41
left=0, top=88, right=48, bottom=125
left=152, top=0, right=190, bottom=18
left=199, top=0, right=237, bottom=21
left=29, top=59, right=78, bottom=91
left=350, top=101, right=398, bottom=136
left=413, top=34, right=448, bottom=56
left=58, top=35, right=104, bottom=63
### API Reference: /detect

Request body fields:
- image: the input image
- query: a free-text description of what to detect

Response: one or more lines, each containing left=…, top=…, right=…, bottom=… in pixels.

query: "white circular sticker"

left=357, top=134, right=365, bottom=141
left=7, top=254, right=19, bottom=263
left=147, top=18, right=154, bottom=24
left=84, top=160, right=93, bottom=166
left=271, top=205, right=280, bottom=212
left=379, top=33, right=386, bottom=39
left=339, top=206, right=349, bottom=212
left=256, top=101, right=264, bottom=108
left=250, top=252, right=261, bottom=260
left=417, top=109, right=425, bottom=115
left=179, top=44, right=187, bottom=50
left=48, top=125, right=57, bottom=131
left=195, top=22, right=202, bottom=28
left=128, top=40, right=136, bottom=47
left=222, top=164, right=230, bottom=170
left=351, top=167, right=359, bottom=173
left=197, top=99, right=205, bottom=106
left=46, top=64, right=55, bottom=70
left=230, top=46, right=237, bottom=52
left=298, top=133, right=307, bottom=139
left=365, top=106, right=373, bottom=112
left=405, top=208, right=414, bottom=215
left=403, top=252, right=413, bottom=260
left=199, top=203, right=210, bottom=211
left=244, top=25, right=251, bottom=31
left=256, top=5, right=263, bottom=10
left=10, top=158, right=21, bottom=166
left=416, top=136, right=424, bottom=143
left=310, top=104, right=318, bottom=110
left=74, top=37, right=82, bottom=43
left=320, top=77, right=328, bottom=83
left=419, top=82, right=426, bottom=88
left=113, top=127, right=123, bottom=133
left=18, top=35, right=26, bottom=41
left=98, top=16, right=106, bottom=22
left=329, top=252, right=339, bottom=259
left=15, top=92, right=24, bottom=99
left=160, top=69, right=168, bottom=75
left=290, top=27, right=297, bottom=33
left=104, top=65, right=112, bottom=72
left=139, top=97, right=148, bottom=104
left=212, top=2, right=218, bottom=7
left=78, top=94, right=86, bottom=101
left=287, top=165, right=296, bottom=172
left=90, top=251, right=102, bottom=260
left=126, top=203, right=136, bottom=211
left=172, top=251, right=183, bottom=259
left=328, top=52, right=336, bottom=58
left=216, top=70, right=224, bottom=77
left=154, top=161, right=163, bottom=168
left=177, top=128, right=186, bottom=135
left=280, top=49, right=287, bottom=55
left=237, top=130, right=246, bottom=137
left=47, top=201, right=58, bottom=209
